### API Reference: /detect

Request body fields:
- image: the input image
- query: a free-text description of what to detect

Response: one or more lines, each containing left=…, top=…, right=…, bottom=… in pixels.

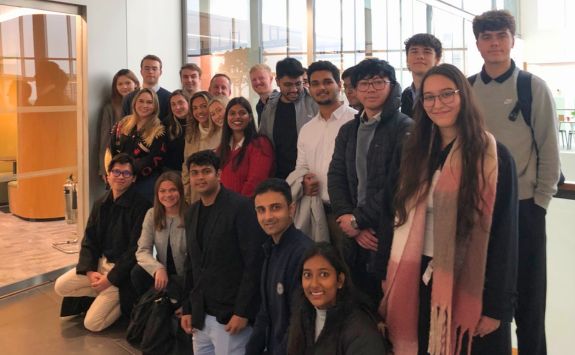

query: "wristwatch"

left=350, top=215, right=359, bottom=230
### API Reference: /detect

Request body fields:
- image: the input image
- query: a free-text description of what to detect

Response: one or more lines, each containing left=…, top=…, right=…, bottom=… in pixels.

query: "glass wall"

left=184, top=0, right=514, bottom=99
left=0, top=4, right=82, bottom=290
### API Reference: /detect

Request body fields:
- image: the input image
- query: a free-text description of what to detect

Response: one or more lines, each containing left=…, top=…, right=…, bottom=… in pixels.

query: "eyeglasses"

left=356, top=79, right=391, bottom=92
left=110, top=169, right=133, bottom=178
left=421, top=89, right=460, bottom=107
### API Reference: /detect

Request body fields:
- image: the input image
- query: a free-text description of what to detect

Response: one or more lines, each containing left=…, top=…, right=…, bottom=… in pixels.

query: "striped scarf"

left=380, top=132, right=498, bottom=355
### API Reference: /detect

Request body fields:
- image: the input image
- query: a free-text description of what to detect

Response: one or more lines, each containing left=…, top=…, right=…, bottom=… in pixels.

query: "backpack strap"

left=515, top=70, right=538, bottom=157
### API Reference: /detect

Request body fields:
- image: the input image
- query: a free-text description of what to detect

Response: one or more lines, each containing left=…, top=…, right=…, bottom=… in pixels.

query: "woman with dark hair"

left=287, top=242, right=387, bottom=355
left=110, top=88, right=166, bottom=202
left=98, top=69, right=139, bottom=179
left=163, top=90, right=190, bottom=172
left=380, top=64, right=517, bottom=355
left=218, top=96, right=274, bottom=197
left=132, top=170, right=187, bottom=302
left=181, top=91, right=221, bottom=202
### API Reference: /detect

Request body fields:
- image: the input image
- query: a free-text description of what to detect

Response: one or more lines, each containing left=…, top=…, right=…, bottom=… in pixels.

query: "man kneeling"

left=54, top=153, right=150, bottom=332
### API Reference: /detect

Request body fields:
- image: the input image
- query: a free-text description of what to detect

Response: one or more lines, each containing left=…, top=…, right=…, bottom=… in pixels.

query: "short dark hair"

left=140, top=54, right=162, bottom=69
left=472, top=9, right=516, bottom=39
left=108, top=153, right=137, bottom=175
left=253, top=178, right=293, bottom=205
left=351, top=58, right=397, bottom=87
left=186, top=149, right=220, bottom=171
left=404, top=33, right=443, bottom=59
left=180, top=63, right=202, bottom=77
left=307, top=60, right=341, bottom=84
left=341, top=65, right=356, bottom=81
left=276, top=57, right=305, bottom=79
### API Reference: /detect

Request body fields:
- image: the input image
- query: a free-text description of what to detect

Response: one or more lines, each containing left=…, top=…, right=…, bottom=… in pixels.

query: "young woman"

left=98, top=69, right=139, bottom=179
left=132, top=171, right=187, bottom=303
left=181, top=91, right=221, bottom=203
left=163, top=90, right=190, bottom=172
left=218, top=97, right=274, bottom=197
left=110, top=88, right=166, bottom=202
left=208, top=95, right=229, bottom=127
left=287, top=242, right=387, bottom=355
left=381, top=64, right=518, bottom=355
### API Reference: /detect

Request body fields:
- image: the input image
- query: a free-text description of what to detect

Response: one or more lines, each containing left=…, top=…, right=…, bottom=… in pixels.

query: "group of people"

left=55, top=9, right=558, bottom=355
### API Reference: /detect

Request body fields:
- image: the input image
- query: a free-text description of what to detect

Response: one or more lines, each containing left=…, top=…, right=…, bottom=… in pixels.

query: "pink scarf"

left=380, top=133, right=498, bottom=355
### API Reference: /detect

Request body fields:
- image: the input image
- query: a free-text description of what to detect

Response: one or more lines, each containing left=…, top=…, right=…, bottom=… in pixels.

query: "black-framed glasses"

left=422, top=89, right=460, bottom=107
left=356, top=79, right=391, bottom=92
left=110, top=169, right=133, bottom=178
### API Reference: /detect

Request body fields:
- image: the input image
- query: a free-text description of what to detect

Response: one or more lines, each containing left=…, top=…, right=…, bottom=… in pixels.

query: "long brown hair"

left=394, top=63, right=489, bottom=242
left=111, top=69, right=139, bottom=117
left=153, top=171, right=187, bottom=231
left=186, top=91, right=219, bottom=143
left=166, top=89, right=190, bottom=140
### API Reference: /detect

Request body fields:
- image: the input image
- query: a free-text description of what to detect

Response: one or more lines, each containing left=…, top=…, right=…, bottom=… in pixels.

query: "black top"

left=196, top=202, right=214, bottom=251
left=400, top=84, right=416, bottom=118
left=163, top=117, right=187, bottom=171
left=273, top=100, right=298, bottom=179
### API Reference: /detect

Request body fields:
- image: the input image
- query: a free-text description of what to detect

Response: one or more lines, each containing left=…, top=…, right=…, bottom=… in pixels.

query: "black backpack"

left=469, top=70, right=565, bottom=185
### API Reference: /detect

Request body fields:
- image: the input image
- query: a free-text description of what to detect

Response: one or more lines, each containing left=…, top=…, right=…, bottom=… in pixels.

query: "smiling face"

left=170, top=94, right=190, bottom=119
left=226, top=103, right=251, bottom=133
left=189, top=164, right=220, bottom=196
left=209, top=101, right=225, bottom=127
left=476, top=29, right=514, bottom=66
left=157, top=180, right=180, bottom=211
left=191, top=96, right=209, bottom=125
left=277, top=75, right=303, bottom=103
left=107, top=162, right=136, bottom=197
left=407, top=45, right=440, bottom=76
left=254, top=190, right=294, bottom=242
left=302, top=254, right=344, bottom=310
left=134, top=92, right=155, bottom=120
left=309, top=70, right=341, bottom=106
left=116, top=75, right=137, bottom=97
left=250, top=68, right=274, bottom=96
left=422, top=74, right=461, bottom=142
left=209, top=76, right=231, bottom=97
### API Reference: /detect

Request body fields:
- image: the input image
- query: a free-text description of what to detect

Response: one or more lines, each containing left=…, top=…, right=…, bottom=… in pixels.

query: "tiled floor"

left=0, top=282, right=138, bottom=354
left=0, top=211, right=78, bottom=288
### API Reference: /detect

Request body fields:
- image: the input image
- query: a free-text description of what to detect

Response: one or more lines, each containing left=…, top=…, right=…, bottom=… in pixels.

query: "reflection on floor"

left=0, top=282, right=138, bottom=354
left=0, top=211, right=77, bottom=288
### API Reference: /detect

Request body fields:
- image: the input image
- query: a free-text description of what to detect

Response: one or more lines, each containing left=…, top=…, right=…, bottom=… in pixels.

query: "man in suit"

left=180, top=150, right=266, bottom=355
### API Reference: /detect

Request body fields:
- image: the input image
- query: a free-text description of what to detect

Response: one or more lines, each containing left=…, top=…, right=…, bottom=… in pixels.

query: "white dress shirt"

left=295, top=104, right=357, bottom=203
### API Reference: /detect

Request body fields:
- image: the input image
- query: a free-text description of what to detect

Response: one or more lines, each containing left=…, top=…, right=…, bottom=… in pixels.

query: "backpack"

left=469, top=71, right=565, bottom=185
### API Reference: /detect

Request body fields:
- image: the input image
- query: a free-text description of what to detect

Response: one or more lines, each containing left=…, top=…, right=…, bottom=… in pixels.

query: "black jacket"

left=327, top=83, right=412, bottom=281
left=246, top=225, right=313, bottom=355
left=76, top=186, right=151, bottom=313
left=400, top=84, right=415, bottom=117
left=287, top=297, right=387, bottom=355
left=182, top=186, right=267, bottom=329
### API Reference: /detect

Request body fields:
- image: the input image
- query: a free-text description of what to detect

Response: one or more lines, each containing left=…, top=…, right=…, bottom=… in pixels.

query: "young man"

left=208, top=73, right=232, bottom=97
left=259, top=57, right=318, bottom=179
left=246, top=178, right=313, bottom=355
left=180, top=150, right=266, bottom=355
left=341, top=65, right=363, bottom=111
left=328, top=58, right=412, bottom=307
left=122, top=54, right=171, bottom=120
left=54, top=153, right=150, bottom=332
left=296, top=60, right=356, bottom=246
left=249, top=64, right=276, bottom=124
left=181, top=63, right=202, bottom=97
left=401, top=33, right=442, bottom=117
left=471, top=10, right=560, bottom=355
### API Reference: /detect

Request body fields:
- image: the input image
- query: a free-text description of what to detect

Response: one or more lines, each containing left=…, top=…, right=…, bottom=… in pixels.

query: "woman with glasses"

left=110, top=88, right=166, bottom=202
left=380, top=64, right=518, bottom=354
left=98, top=69, right=139, bottom=181
left=181, top=91, right=221, bottom=203
left=218, top=97, right=274, bottom=197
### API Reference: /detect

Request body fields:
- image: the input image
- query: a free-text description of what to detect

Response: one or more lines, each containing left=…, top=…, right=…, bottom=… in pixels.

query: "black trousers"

left=130, top=264, right=184, bottom=303
left=418, top=256, right=511, bottom=355
left=515, top=198, right=547, bottom=355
